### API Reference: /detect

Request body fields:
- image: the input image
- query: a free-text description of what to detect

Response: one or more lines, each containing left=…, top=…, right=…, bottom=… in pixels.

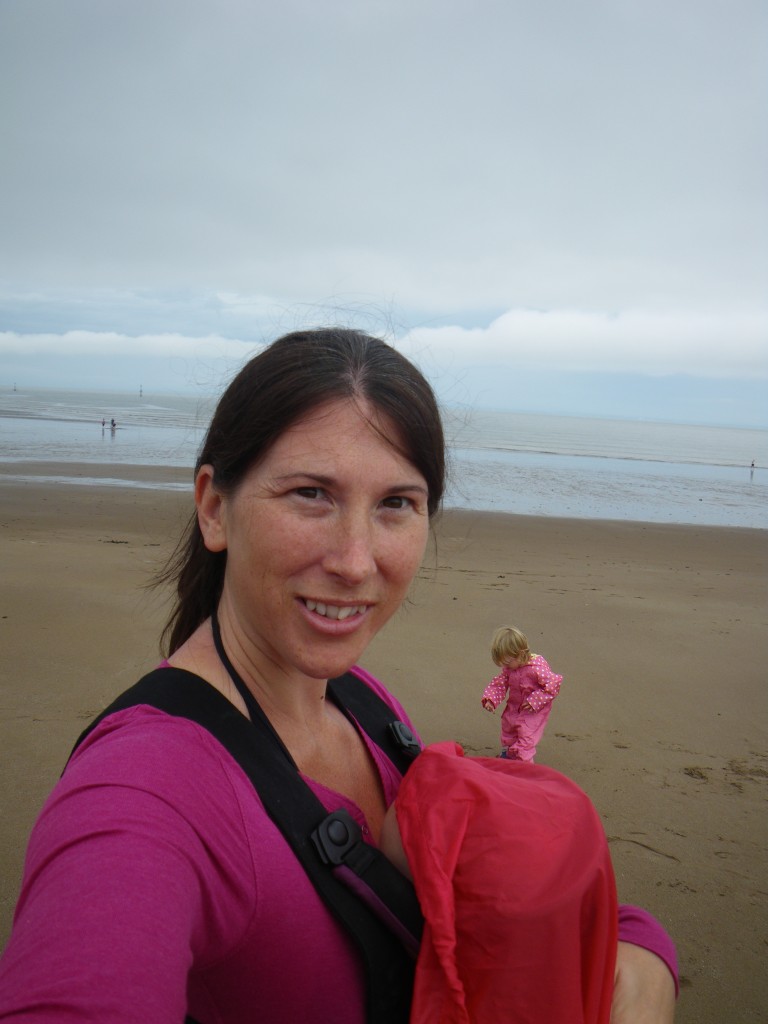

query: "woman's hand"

left=611, top=941, right=676, bottom=1023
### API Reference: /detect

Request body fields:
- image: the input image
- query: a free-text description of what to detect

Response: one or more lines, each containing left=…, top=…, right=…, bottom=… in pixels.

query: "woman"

left=0, top=328, right=675, bottom=1022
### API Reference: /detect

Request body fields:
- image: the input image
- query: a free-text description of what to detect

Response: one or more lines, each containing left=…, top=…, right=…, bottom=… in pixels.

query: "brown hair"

left=157, top=327, right=445, bottom=654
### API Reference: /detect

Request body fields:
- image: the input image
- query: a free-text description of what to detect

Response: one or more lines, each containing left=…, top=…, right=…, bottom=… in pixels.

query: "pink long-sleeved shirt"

left=0, top=665, right=408, bottom=1024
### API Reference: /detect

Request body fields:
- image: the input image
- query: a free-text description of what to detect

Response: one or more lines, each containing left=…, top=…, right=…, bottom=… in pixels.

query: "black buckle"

left=388, top=721, right=421, bottom=761
left=312, top=809, right=363, bottom=866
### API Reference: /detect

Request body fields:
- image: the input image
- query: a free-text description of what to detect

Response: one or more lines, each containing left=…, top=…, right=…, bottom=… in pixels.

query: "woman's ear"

left=195, top=465, right=228, bottom=553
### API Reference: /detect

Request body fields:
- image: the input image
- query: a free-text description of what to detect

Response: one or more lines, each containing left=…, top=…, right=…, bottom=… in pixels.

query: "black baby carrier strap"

left=71, top=655, right=423, bottom=1024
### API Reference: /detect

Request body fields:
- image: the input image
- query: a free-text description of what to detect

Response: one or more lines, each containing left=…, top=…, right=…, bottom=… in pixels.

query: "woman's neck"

left=170, top=616, right=329, bottom=718
left=169, top=615, right=386, bottom=837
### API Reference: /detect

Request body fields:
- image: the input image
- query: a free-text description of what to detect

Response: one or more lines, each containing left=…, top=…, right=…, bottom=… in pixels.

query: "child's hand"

left=521, top=701, right=533, bottom=712
left=481, top=698, right=495, bottom=713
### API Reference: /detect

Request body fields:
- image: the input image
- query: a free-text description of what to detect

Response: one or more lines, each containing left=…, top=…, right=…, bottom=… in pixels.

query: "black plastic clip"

left=388, top=721, right=421, bottom=761
left=311, top=809, right=363, bottom=866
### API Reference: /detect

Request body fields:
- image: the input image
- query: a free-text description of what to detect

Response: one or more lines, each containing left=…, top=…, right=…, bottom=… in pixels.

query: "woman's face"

left=196, top=398, right=430, bottom=683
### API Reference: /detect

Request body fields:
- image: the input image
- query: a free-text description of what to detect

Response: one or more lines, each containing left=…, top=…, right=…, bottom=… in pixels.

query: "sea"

left=0, top=387, right=766, bottom=529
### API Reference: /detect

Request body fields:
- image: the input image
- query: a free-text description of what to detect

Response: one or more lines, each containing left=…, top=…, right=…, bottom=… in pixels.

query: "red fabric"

left=396, top=742, right=618, bottom=1024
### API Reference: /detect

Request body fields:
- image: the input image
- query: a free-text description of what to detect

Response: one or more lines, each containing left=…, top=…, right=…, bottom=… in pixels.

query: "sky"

left=1, top=0, right=766, bottom=426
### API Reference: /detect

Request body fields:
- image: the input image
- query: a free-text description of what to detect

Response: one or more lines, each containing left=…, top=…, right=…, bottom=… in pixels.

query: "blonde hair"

left=491, top=626, right=532, bottom=667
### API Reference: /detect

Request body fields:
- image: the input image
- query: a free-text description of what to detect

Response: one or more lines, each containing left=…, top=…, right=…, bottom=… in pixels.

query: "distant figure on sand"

left=110, top=418, right=116, bottom=431
left=481, top=625, right=562, bottom=761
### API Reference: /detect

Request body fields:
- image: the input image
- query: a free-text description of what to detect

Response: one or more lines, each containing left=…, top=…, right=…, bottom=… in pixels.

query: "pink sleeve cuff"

left=618, top=904, right=679, bottom=997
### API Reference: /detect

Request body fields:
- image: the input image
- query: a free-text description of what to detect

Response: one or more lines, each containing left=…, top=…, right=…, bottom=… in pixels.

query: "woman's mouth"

left=304, top=599, right=368, bottom=622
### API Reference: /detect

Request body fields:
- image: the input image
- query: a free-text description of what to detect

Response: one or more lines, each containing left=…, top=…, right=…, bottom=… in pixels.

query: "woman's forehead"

left=229, top=396, right=427, bottom=496
left=288, top=396, right=386, bottom=429
left=275, top=398, right=410, bottom=460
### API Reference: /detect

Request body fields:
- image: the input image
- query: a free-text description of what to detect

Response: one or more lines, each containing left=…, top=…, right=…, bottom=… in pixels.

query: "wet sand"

left=0, top=470, right=766, bottom=1023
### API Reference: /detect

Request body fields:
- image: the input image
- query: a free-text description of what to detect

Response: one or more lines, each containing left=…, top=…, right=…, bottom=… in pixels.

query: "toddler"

left=481, top=625, right=561, bottom=761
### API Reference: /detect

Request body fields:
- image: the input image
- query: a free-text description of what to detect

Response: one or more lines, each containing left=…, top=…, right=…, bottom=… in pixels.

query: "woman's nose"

left=322, top=514, right=377, bottom=584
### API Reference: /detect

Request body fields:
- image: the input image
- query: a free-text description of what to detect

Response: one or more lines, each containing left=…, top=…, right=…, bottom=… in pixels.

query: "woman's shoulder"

left=41, top=704, right=270, bottom=904
left=72, top=702, right=233, bottom=771
left=11, top=705, right=278, bottom=1010
left=62, top=703, right=260, bottom=832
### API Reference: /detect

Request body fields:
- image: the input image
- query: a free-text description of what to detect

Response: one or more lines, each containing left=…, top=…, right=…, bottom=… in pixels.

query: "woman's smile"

left=302, top=599, right=370, bottom=622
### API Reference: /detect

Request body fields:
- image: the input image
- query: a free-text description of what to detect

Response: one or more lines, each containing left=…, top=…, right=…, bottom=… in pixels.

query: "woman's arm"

left=611, top=941, right=676, bottom=1023
left=0, top=710, right=252, bottom=1022
left=0, top=778, right=202, bottom=1020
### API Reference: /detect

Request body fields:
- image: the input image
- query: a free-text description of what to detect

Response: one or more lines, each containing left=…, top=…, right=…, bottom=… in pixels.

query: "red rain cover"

left=395, top=742, right=617, bottom=1023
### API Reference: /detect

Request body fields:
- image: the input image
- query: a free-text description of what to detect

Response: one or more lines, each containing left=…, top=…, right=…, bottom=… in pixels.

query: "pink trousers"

left=503, top=709, right=551, bottom=762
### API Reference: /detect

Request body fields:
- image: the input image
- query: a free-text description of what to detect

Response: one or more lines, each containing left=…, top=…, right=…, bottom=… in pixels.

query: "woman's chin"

left=290, top=634, right=373, bottom=683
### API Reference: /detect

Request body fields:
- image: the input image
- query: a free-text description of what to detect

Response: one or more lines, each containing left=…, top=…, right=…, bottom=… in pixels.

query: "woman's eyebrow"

left=272, top=472, right=332, bottom=484
left=389, top=482, right=430, bottom=496
left=273, top=471, right=428, bottom=495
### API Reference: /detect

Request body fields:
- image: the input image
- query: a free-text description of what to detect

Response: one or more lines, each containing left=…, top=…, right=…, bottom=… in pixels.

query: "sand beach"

left=0, top=465, right=766, bottom=1023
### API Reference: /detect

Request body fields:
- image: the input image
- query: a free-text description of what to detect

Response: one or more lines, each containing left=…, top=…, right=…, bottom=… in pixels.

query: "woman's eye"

left=295, top=486, right=323, bottom=500
left=381, top=495, right=412, bottom=510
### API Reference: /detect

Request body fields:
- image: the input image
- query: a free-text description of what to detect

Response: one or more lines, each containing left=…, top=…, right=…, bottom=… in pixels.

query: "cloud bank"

left=3, top=303, right=765, bottom=383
